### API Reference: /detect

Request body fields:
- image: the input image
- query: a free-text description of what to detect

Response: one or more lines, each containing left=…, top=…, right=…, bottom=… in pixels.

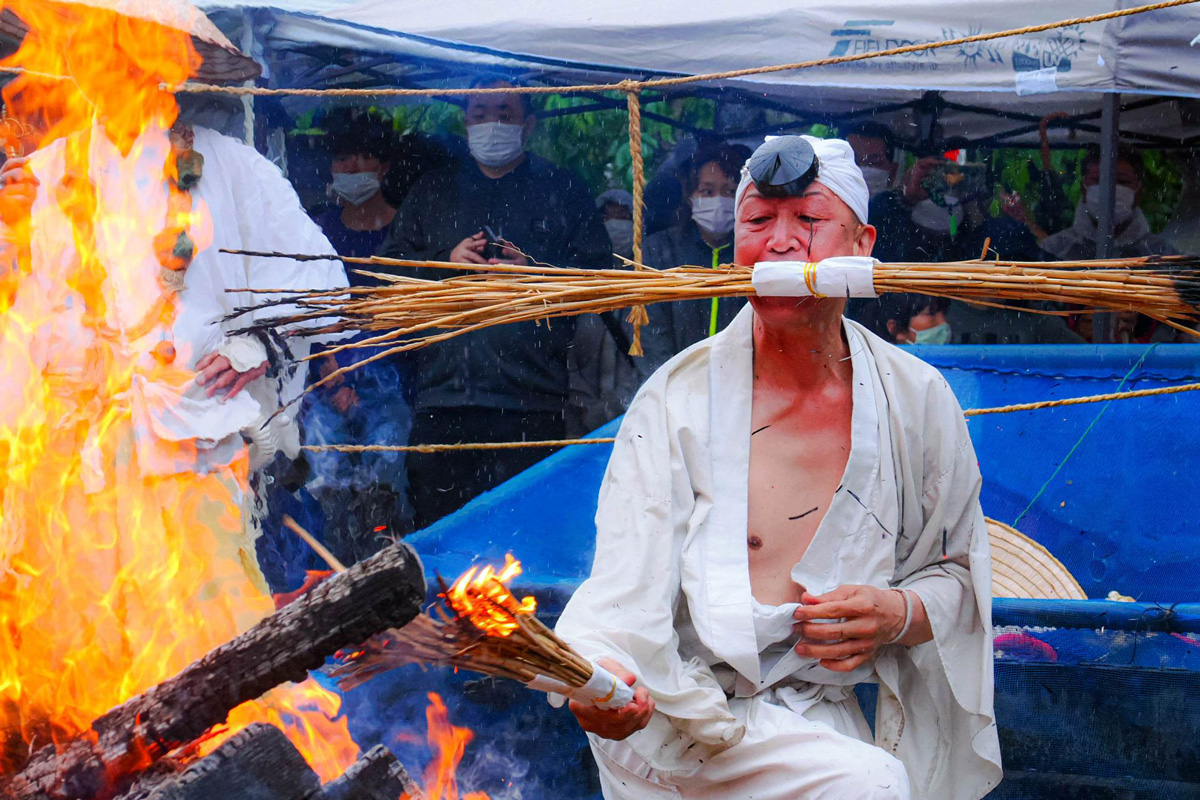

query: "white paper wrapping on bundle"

left=751, top=256, right=878, bottom=298
left=527, top=662, right=635, bottom=710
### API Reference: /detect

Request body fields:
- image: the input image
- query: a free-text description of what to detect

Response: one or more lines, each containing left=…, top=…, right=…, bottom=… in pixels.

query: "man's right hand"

left=900, top=157, right=941, bottom=206
left=0, top=156, right=38, bottom=229
left=449, top=232, right=488, bottom=264
left=568, top=657, right=655, bottom=741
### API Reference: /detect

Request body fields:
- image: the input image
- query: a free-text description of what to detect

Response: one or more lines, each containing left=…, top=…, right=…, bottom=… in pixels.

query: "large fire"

left=0, top=0, right=355, bottom=783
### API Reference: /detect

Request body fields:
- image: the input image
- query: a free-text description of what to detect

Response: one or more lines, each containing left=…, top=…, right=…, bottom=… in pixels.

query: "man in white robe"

left=555, top=136, right=1001, bottom=799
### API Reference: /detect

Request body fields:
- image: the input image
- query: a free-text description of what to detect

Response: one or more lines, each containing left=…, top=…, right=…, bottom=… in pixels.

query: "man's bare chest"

left=746, top=391, right=852, bottom=604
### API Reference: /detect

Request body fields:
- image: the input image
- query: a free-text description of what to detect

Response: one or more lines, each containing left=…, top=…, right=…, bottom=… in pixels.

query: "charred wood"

left=3, top=541, right=425, bottom=800
left=319, top=744, right=425, bottom=800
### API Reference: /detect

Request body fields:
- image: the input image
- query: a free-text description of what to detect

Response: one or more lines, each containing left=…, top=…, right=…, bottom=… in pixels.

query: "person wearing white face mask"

left=633, top=143, right=752, bottom=379
left=312, top=111, right=400, bottom=280
left=1038, top=145, right=1186, bottom=342
left=305, top=110, right=421, bottom=563
left=379, top=75, right=610, bottom=527
left=1040, top=145, right=1176, bottom=262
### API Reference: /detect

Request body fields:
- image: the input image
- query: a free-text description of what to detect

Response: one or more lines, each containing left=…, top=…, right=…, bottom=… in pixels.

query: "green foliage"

left=531, top=94, right=716, bottom=193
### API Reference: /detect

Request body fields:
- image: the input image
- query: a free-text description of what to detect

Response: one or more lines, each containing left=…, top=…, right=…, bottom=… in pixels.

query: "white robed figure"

left=555, top=136, right=1001, bottom=799
left=0, top=119, right=346, bottom=735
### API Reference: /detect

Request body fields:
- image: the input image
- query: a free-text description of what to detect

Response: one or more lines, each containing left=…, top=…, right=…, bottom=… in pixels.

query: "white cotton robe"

left=1, top=124, right=346, bottom=475
left=555, top=306, right=1002, bottom=800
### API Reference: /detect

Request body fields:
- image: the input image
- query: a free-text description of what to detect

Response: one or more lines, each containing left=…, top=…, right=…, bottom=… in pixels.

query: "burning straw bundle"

left=229, top=250, right=1200, bottom=388
left=329, top=554, right=633, bottom=710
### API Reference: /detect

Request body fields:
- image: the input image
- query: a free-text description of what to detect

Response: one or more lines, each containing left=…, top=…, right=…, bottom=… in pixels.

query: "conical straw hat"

left=0, top=0, right=259, bottom=83
left=987, top=518, right=1087, bottom=600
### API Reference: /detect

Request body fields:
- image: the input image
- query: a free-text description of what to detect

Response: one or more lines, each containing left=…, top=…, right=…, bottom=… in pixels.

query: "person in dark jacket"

left=635, top=143, right=750, bottom=378
left=379, top=76, right=610, bottom=527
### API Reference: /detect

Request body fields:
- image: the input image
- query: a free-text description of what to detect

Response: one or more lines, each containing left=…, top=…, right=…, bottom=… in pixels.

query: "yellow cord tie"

left=802, top=261, right=826, bottom=298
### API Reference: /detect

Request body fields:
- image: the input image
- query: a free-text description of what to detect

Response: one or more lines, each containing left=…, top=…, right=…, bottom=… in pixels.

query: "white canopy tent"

left=198, top=0, right=1200, bottom=148
left=194, top=0, right=1200, bottom=288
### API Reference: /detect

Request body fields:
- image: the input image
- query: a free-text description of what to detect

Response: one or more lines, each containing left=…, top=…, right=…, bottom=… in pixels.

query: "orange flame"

left=446, top=555, right=536, bottom=637
left=420, top=693, right=490, bottom=800
left=0, top=0, right=355, bottom=783
left=200, top=679, right=359, bottom=783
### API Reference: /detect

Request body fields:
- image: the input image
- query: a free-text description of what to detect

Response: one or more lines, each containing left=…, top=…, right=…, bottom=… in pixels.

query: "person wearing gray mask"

left=632, top=142, right=752, bottom=380
left=1040, top=145, right=1176, bottom=261
left=1039, top=145, right=1185, bottom=342
left=379, top=75, right=610, bottom=527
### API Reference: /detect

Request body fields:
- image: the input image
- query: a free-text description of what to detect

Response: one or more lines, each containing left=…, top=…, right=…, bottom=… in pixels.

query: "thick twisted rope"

left=300, top=380, right=1200, bottom=453
left=625, top=88, right=649, bottom=357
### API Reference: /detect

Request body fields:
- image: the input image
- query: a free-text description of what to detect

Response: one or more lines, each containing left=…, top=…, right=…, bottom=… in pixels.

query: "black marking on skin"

left=751, top=424, right=771, bottom=436
left=789, top=506, right=819, bottom=521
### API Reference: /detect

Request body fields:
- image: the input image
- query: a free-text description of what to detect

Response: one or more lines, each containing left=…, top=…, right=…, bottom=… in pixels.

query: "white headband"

left=735, top=135, right=870, bottom=225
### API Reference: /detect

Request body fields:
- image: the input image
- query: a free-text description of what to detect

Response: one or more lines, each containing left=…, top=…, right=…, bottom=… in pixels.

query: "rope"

left=146, top=0, right=1197, bottom=99
left=301, top=379, right=1200, bottom=453
left=1010, top=344, right=1160, bottom=526
left=625, top=88, right=649, bottom=357
left=962, top=379, right=1200, bottom=417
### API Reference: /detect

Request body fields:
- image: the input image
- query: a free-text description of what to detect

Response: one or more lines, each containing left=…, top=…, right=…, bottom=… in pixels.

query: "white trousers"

left=590, top=692, right=911, bottom=800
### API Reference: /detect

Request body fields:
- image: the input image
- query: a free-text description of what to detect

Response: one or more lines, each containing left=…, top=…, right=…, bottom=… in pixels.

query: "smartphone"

left=481, top=225, right=508, bottom=261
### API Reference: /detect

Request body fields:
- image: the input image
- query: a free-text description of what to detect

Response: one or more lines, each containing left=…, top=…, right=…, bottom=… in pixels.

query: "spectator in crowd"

left=311, top=110, right=398, bottom=267
left=636, top=142, right=751, bottom=374
left=596, top=188, right=636, bottom=261
left=300, top=111, right=419, bottom=562
left=846, top=124, right=957, bottom=263
left=1040, top=144, right=1177, bottom=261
left=567, top=189, right=640, bottom=435
left=860, top=293, right=953, bottom=345
left=1039, top=145, right=1186, bottom=342
left=380, top=75, right=610, bottom=527
left=845, top=121, right=899, bottom=201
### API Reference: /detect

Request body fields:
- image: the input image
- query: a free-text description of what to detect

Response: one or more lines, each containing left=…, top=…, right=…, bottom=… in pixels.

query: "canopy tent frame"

left=192, top=0, right=1200, bottom=345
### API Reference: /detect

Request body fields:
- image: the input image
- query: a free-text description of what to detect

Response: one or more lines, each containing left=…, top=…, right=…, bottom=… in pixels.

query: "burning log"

left=2, top=540, right=425, bottom=800
left=137, top=723, right=321, bottom=800
left=319, top=744, right=426, bottom=800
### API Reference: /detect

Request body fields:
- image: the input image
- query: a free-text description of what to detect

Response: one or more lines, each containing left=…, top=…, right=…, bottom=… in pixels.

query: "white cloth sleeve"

left=217, top=335, right=268, bottom=373
left=555, top=379, right=745, bottom=777
left=882, top=379, right=1001, bottom=799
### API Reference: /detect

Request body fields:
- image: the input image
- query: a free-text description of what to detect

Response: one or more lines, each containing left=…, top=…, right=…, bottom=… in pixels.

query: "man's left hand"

left=487, top=238, right=530, bottom=266
left=195, top=352, right=268, bottom=399
left=791, top=585, right=913, bottom=672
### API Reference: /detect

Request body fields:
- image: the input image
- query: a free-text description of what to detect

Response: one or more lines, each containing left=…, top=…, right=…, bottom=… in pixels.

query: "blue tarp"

left=409, top=343, right=1200, bottom=602
left=346, top=343, right=1200, bottom=799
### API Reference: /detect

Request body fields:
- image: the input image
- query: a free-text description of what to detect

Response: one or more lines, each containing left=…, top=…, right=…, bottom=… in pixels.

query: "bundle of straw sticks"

left=227, top=250, right=1200, bottom=389
left=292, top=525, right=634, bottom=709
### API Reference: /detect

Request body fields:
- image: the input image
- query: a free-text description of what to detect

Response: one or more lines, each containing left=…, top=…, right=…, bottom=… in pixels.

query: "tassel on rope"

left=624, top=84, right=648, bottom=357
